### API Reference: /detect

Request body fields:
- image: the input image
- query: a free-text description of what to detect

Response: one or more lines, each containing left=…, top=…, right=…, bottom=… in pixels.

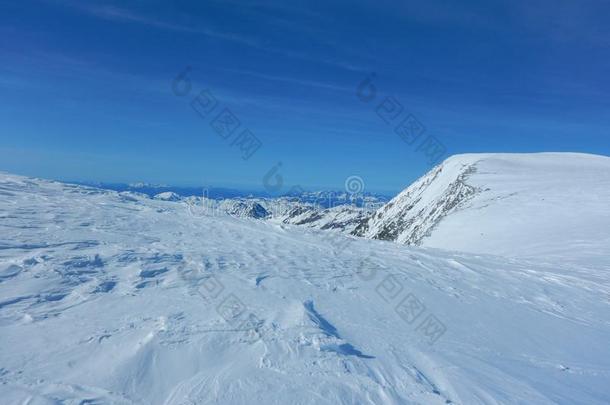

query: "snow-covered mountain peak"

left=355, top=152, right=610, bottom=259
left=153, top=191, right=182, bottom=201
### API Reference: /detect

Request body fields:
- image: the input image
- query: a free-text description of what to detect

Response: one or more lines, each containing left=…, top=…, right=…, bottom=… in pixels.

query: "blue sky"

left=1, top=0, right=609, bottom=193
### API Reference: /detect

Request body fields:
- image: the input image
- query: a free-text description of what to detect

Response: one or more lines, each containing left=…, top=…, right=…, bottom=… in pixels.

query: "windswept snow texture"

left=356, top=153, right=610, bottom=261
left=1, top=169, right=610, bottom=404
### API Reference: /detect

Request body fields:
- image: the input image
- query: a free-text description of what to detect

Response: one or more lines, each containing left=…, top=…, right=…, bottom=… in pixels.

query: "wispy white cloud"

left=207, top=0, right=325, bottom=20
left=51, top=0, right=369, bottom=72
left=256, top=46, right=369, bottom=73
left=58, top=1, right=262, bottom=48
left=223, top=68, right=353, bottom=92
left=0, top=48, right=173, bottom=98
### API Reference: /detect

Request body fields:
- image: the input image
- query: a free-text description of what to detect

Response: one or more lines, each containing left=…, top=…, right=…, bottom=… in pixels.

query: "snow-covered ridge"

left=353, top=155, right=481, bottom=244
left=180, top=195, right=370, bottom=228
left=356, top=152, right=610, bottom=259
left=153, top=191, right=182, bottom=202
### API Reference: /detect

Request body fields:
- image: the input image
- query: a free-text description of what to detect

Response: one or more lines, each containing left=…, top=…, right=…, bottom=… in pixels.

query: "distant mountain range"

left=69, top=181, right=391, bottom=210
left=68, top=182, right=256, bottom=200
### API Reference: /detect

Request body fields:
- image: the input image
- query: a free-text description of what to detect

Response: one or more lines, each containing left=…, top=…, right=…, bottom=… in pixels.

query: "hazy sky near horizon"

left=1, top=0, right=609, bottom=193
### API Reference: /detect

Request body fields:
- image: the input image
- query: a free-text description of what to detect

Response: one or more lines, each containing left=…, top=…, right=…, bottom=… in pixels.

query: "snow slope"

left=270, top=204, right=369, bottom=233
left=355, top=153, right=610, bottom=260
left=1, top=172, right=610, bottom=404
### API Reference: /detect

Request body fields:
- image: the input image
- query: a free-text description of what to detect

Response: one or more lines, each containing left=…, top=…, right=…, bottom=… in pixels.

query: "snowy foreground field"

left=1, top=154, right=610, bottom=404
